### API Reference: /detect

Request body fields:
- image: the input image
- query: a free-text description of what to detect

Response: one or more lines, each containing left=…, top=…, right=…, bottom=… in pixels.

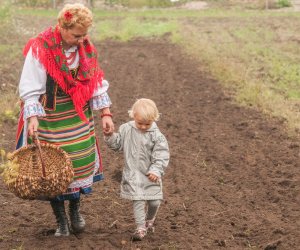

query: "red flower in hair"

left=64, top=11, right=73, bottom=21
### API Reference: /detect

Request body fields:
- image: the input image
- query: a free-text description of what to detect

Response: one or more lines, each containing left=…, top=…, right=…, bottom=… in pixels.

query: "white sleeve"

left=19, top=47, right=46, bottom=120
left=19, top=47, right=47, bottom=100
left=92, top=79, right=109, bottom=97
left=90, top=79, right=112, bottom=110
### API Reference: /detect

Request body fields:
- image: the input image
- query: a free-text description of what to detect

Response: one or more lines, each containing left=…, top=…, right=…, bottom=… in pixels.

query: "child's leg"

left=132, top=200, right=147, bottom=241
left=146, top=199, right=161, bottom=221
left=133, top=200, right=147, bottom=229
left=145, top=200, right=161, bottom=232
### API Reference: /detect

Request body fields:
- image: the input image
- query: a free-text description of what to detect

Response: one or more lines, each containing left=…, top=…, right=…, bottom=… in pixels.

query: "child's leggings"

left=133, top=200, right=161, bottom=229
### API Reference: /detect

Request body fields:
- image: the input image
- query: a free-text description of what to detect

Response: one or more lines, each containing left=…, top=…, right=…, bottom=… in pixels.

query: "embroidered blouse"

left=19, top=46, right=111, bottom=120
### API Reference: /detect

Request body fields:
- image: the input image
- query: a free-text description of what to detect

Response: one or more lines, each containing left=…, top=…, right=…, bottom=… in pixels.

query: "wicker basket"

left=2, top=134, right=74, bottom=200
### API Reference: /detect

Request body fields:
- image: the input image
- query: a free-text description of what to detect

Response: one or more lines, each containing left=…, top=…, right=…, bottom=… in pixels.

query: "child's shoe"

left=146, top=218, right=155, bottom=233
left=131, top=227, right=147, bottom=241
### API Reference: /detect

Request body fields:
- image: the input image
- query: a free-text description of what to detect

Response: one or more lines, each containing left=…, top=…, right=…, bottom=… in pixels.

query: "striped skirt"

left=18, top=94, right=103, bottom=201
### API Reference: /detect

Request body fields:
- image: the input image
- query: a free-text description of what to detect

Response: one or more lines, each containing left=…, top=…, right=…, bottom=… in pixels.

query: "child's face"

left=134, top=113, right=153, bottom=133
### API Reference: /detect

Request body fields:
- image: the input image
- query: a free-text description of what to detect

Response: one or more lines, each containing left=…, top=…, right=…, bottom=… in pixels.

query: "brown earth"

left=0, top=38, right=299, bottom=250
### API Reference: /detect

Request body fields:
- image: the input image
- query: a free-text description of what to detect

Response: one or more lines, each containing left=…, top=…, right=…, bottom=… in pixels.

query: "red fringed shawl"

left=23, top=26, right=104, bottom=121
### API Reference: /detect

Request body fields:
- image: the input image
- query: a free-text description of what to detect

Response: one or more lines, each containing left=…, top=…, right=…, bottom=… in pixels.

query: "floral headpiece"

left=64, top=11, right=73, bottom=21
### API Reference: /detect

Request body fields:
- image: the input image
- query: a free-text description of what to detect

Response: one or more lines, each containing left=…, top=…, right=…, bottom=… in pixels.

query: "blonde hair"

left=57, top=3, right=93, bottom=29
left=128, top=98, right=160, bottom=121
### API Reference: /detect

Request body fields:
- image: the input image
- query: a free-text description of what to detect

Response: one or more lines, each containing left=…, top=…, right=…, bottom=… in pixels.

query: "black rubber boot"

left=69, top=198, right=86, bottom=233
left=50, top=200, right=70, bottom=236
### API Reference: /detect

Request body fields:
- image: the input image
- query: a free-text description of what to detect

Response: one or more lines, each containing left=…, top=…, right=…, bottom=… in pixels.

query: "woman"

left=17, top=3, right=114, bottom=236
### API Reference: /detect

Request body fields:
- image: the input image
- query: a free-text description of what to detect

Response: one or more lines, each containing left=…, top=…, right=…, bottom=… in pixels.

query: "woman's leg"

left=50, top=200, right=70, bottom=236
left=69, top=197, right=86, bottom=233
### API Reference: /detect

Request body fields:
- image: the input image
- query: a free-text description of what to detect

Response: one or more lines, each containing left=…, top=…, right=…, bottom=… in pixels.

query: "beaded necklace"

left=65, top=51, right=77, bottom=66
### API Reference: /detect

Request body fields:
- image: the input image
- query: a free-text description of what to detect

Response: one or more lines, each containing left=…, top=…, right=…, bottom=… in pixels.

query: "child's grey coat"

left=105, top=121, right=170, bottom=200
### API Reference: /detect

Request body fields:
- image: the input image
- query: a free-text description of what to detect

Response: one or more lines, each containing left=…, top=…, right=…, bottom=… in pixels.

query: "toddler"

left=104, top=98, right=170, bottom=241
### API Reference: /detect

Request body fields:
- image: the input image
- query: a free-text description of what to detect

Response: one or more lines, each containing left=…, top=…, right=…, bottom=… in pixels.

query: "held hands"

left=102, top=116, right=114, bottom=135
left=147, top=173, right=159, bottom=183
left=27, top=116, right=39, bottom=136
left=101, top=109, right=114, bottom=136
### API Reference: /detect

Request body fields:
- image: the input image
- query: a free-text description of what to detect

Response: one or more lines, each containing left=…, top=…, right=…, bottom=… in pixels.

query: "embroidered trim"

left=23, top=102, right=46, bottom=121
left=90, top=92, right=112, bottom=110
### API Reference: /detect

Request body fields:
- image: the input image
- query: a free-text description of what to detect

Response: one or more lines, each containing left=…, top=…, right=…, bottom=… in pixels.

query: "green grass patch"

left=14, top=8, right=57, bottom=17
left=0, top=44, right=22, bottom=60
left=0, top=91, right=19, bottom=124
left=0, top=5, right=10, bottom=20
left=93, top=17, right=178, bottom=41
left=277, top=0, right=292, bottom=8
left=104, top=0, right=176, bottom=8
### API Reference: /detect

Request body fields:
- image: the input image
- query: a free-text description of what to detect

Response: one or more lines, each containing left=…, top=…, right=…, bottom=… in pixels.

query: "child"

left=104, top=98, right=170, bottom=241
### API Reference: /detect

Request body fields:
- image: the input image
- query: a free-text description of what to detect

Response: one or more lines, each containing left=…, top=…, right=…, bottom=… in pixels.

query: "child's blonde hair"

left=57, top=3, right=93, bottom=29
left=128, top=98, right=160, bottom=121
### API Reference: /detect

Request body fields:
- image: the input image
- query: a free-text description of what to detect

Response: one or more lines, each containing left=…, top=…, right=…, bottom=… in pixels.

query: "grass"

left=104, top=0, right=176, bottom=8
left=94, top=17, right=178, bottom=41
left=2, top=4, right=300, bottom=133
left=14, top=8, right=57, bottom=17
left=174, top=14, right=300, bottom=132
left=0, top=5, right=22, bottom=124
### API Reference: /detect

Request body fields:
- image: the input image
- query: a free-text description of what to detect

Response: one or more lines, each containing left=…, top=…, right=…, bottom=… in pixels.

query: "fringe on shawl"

left=23, top=27, right=104, bottom=121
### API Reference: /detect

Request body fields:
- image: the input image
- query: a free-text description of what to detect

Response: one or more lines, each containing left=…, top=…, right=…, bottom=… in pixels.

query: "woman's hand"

left=147, top=173, right=159, bottom=183
left=28, top=116, right=39, bottom=136
left=102, top=116, right=114, bottom=136
left=101, top=108, right=114, bottom=136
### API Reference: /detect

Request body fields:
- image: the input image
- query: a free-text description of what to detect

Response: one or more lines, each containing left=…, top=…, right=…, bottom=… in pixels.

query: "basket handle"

left=33, top=132, right=46, bottom=178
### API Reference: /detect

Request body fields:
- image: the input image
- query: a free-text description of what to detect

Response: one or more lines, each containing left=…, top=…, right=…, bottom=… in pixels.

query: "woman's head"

left=58, top=3, right=93, bottom=47
left=58, top=3, right=92, bottom=29
left=129, top=98, right=160, bottom=132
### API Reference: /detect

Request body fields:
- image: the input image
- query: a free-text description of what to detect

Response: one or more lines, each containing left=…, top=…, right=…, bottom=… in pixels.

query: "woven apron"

left=35, top=87, right=103, bottom=201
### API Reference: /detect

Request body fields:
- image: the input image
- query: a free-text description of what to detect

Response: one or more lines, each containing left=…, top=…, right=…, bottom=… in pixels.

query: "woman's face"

left=60, top=24, right=88, bottom=48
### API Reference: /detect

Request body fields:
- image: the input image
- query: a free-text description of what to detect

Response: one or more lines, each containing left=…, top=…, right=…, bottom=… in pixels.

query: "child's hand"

left=147, top=173, right=159, bottom=182
left=103, top=130, right=113, bottom=136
